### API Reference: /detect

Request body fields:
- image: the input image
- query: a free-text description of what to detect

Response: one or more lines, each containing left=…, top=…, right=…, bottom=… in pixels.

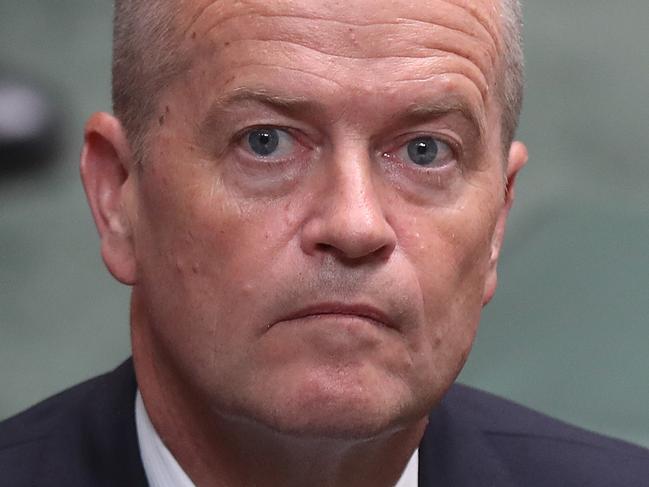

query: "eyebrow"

left=201, top=88, right=317, bottom=125
left=402, top=97, right=487, bottom=141
left=197, top=87, right=321, bottom=147
left=200, top=87, right=485, bottom=141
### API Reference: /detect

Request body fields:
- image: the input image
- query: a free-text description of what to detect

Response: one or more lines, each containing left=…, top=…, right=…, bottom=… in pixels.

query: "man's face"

left=125, top=0, right=520, bottom=437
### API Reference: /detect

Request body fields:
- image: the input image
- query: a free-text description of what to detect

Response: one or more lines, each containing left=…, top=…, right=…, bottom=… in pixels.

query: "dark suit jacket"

left=1, top=359, right=648, bottom=486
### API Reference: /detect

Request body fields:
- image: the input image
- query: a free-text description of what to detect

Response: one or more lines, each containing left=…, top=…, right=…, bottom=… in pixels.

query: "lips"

left=273, top=302, right=397, bottom=331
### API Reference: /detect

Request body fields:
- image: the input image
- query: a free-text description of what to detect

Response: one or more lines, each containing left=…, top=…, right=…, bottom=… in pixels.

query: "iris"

left=407, top=137, right=439, bottom=166
left=248, top=128, right=279, bottom=156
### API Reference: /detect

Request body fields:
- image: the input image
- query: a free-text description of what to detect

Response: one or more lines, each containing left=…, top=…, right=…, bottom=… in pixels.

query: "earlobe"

left=80, top=112, right=137, bottom=285
left=482, top=141, right=528, bottom=305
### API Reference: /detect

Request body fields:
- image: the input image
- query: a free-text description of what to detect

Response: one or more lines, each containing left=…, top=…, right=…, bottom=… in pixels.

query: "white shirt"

left=136, top=391, right=419, bottom=487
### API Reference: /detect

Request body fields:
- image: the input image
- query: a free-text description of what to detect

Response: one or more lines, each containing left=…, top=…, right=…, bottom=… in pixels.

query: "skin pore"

left=81, top=0, right=528, bottom=485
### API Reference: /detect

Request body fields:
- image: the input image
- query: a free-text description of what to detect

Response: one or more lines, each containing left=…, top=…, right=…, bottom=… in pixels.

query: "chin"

left=260, top=405, right=410, bottom=441
left=241, top=371, right=429, bottom=441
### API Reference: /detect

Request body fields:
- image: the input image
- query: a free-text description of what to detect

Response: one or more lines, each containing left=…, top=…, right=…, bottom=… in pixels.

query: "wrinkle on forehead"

left=181, top=0, right=501, bottom=90
left=213, top=54, right=488, bottom=116
left=185, top=0, right=501, bottom=43
left=441, top=0, right=502, bottom=50
left=213, top=19, right=492, bottom=95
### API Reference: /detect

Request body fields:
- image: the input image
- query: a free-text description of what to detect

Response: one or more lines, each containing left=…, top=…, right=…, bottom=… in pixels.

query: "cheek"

left=136, top=158, right=263, bottom=267
left=133, top=162, right=297, bottom=327
left=397, top=196, right=499, bottom=342
left=394, top=206, right=496, bottom=396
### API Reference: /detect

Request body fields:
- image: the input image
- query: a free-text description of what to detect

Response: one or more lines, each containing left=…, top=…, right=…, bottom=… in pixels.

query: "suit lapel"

left=418, top=387, right=517, bottom=487
left=37, top=359, right=149, bottom=486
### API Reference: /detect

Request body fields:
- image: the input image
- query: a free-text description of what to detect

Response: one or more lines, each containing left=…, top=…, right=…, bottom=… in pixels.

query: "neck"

left=131, top=299, right=427, bottom=487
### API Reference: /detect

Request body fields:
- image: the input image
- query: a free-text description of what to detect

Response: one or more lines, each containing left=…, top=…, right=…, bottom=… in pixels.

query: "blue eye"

left=407, top=136, right=440, bottom=166
left=247, top=128, right=280, bottom=156
left=394, top=136, right=454, bottom=168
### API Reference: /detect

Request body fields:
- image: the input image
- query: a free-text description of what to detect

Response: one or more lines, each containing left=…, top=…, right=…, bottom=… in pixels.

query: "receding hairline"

left=111, top=0, right=524, bottom=162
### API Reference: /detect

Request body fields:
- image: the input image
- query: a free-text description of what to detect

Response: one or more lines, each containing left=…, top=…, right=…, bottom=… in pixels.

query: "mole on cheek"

left=158, top=106, right=171, bottom=126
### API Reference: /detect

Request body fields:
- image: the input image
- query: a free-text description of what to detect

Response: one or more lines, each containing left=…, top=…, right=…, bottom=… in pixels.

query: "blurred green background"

left=1, top=1, right=648, bottom=447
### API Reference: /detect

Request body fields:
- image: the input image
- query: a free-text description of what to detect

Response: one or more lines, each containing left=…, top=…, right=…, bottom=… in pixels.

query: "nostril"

left=305, top=221, right=396, bottom=262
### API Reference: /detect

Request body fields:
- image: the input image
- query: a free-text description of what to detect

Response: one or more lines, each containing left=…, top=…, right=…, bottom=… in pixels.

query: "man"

left=1, top=0, right=648, bottom=485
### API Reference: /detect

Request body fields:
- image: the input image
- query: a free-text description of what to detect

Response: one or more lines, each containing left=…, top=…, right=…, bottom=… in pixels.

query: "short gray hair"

left=499, top=0, right=525, bottom=148
left=112, top=0, right=185, bottom=163
left=111, top=0, right=525, bottom=161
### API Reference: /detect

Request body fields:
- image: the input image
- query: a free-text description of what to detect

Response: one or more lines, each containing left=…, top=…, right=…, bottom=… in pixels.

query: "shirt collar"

left=136, top=391, right=195, bottom=487
left=136, top=390, right=419, bottom=487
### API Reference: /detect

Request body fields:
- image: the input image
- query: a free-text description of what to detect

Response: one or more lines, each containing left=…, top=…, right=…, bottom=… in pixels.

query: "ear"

left=482, top=141, right=528, bottom=305
left=80, top=112, right=137, bottom=285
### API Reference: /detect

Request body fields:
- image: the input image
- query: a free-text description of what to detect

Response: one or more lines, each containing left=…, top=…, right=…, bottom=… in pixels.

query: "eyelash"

left=234, top=126, right=301, bottom=161
left=383, top=134, right=461, bottom=167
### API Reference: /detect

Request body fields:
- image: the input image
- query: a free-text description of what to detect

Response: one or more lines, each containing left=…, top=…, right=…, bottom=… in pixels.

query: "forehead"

left=165, top=0, right=504, bottom=141
left=178, top=0, right=502, bottom=84
left=182, top=0, right=502, bottom=41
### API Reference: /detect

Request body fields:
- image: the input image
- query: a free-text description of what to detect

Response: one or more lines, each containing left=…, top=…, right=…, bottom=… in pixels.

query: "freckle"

left=224, top=41, right=230, bottom=47
left=191, top=31, right=197, bottom=39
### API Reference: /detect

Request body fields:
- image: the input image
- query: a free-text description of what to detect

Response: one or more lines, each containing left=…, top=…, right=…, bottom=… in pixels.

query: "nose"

left=300, top=151, right=397, bottom=262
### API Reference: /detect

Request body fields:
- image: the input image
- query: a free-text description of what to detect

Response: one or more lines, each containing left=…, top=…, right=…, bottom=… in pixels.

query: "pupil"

left=407, top=137, right=438, bottom=166
left=249, top=128, right=279, bottom=156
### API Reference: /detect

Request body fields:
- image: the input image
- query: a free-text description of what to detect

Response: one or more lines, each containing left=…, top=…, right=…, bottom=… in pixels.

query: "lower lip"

left=268, top=314, right=400, bottom=353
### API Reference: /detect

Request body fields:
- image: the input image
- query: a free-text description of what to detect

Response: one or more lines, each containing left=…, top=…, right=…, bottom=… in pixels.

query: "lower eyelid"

left=391, top=141, right=455, bottom=168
